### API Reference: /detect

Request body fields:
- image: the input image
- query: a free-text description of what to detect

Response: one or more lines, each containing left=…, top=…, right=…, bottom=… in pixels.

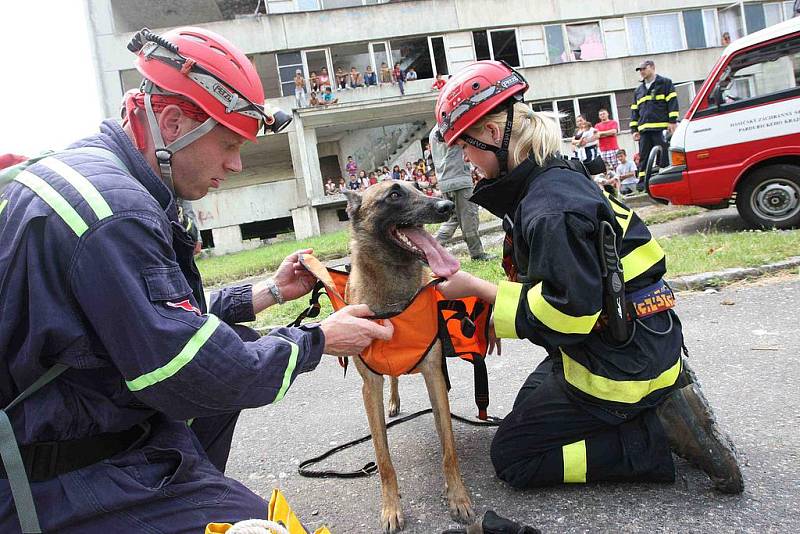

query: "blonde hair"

left=465, top=102, right=562, bottom=167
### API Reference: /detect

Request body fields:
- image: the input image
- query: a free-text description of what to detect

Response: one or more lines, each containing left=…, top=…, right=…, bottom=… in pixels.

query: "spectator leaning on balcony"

left=321, top=86, right=338, bottom=105
left=364, top=65, right=378, bottom=86
left=335, top=67, right=348, bottom=90
left=293, top=69, right=307, bottom=108
left=405, top=66, right=418, bottom=81
left=393, top=62, right=405, bottom=94
left=630, top=59, right=679, bottom=191
left=350, top=66, right=364, bottom=88
left=380, top=62, right=392, bottom=84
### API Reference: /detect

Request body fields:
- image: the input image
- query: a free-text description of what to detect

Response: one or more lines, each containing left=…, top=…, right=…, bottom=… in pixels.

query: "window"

left=429, top=36, right=449, bottom=76
left=391, top=37, right=434, bottom=79
left=120, top=68, right=141, bottom=93
left=744, top=3, right=767, bottom=33
left=534, top=94, right=617, bottom=138
left=545, top=25, right=567, bottom=64
left=626, top=18, right=647, bottom=56
left=683, top=10, right=707, bottom=49
left=472, top=29, right=520, bottom=66
left=330, top=42, right=371, bottom=77
left=703, top=9, right=721, bottom=47
left=277, top=51, right=303, bottom=97
left=674, top=82, right=696, bottom=118
left=648, top=13, right=684, bottom=53
left=720, top=37, right=800, bottom=104
left=720, top=3, right=745, bottom=42
left=566, top=22, right=605, bottom=61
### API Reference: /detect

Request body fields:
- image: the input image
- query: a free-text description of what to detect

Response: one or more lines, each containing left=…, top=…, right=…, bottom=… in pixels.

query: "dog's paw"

left=381, top=501, right=405, bottom=533
left=388, top=399, right=400, bottom=418
left=447, top=491, right=475, bottom=524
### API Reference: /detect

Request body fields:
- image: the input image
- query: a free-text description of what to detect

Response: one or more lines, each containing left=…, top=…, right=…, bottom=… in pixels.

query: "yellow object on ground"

left=205, top=489, right=331, bottom=534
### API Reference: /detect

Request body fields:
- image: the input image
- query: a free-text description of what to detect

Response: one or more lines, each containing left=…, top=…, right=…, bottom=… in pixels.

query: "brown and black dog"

left=343, top=180, right=475, bottom=533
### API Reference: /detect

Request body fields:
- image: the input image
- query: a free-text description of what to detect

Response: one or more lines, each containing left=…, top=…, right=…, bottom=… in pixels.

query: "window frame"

left=625, top=12, right=688, bottom=55
left=530, top=92, right=620, bottom=140
left=472, top=28, right=522, bottom=67
left=563, top=19, right=608, bottom=62
left=427, top=35, right=450, bottom=77
left=275, top=51, right=305, bottom=98
left=301, top=48, right=334, bottom=93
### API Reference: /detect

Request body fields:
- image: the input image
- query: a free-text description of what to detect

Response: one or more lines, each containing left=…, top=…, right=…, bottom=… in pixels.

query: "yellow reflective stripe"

left=655, top=94, right=666, bottom=100
left=621, top=238, right=665, bottom=280
left=665, top=91, right=677, bottom=101
left=562, top=440, right=587, bottom=483
left=273, top=337, right=299, bottom=402
left=629, top=120, right=638, bottom=126
left=126, top=314, right=221, bottom=392
left=527, top=283, right=600, bottom=334
left=0, top=199, right=7, bottom=217
left=603, top=193, right=633, bottom=236
left=636, top=95, right=653, bottom=105
left=185, top=218, right=193, bottom=232
left=630, top=104, right=638, bottom=110
left=638, top=122, right=670, bottom=129
left=638, top=171, right=646, bottom=177
left=15, top=171, right=88, bottom=236
left=561, top=349, right=681, bottom=404
left=39, top=158, right=112, bottom=222
left=494, top=281, right=522, bottom=339
left=668, top=111, right=680, bottom=118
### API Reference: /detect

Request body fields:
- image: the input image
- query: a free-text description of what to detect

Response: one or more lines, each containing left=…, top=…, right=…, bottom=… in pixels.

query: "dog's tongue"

left=397, top=227, right=460, bottom=277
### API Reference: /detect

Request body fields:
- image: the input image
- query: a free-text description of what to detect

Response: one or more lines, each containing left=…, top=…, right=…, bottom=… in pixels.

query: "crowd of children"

left=323, top=155, right=443, bottom=197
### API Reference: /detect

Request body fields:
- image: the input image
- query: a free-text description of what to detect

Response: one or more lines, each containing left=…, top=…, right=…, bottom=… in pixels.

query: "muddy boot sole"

left=657, top=383, right=744, bottom=494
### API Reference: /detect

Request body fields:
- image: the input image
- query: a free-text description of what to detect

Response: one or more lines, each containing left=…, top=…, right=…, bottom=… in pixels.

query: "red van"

left=647, top=16, right=800, bottom=229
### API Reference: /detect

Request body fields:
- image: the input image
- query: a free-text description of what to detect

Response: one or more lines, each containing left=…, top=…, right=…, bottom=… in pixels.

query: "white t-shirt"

left=616, top=160, right=638, bottom=184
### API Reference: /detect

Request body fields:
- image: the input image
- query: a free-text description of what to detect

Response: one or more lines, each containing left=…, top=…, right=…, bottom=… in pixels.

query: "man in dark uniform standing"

left=630, top=59, right=680, bottom=191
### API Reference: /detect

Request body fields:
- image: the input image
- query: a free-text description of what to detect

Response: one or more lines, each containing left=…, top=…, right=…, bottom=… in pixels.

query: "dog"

left=343, top=180, right=475, bottom=533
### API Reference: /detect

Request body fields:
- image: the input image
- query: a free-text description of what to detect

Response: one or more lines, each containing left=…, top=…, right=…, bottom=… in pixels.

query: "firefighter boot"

left=656, top=383, right=744, bottom=494
left=441, top=510, right=541, bottom=534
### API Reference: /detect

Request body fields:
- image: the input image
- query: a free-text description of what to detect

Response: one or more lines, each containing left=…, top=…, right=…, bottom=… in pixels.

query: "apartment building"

left=85, top=0, right=796, bottom=253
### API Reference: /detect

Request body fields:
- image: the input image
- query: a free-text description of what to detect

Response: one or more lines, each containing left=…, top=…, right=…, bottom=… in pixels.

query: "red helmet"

left=435, top=61, right=528, bottom=146
left=130, top=27, right=267, bottom=141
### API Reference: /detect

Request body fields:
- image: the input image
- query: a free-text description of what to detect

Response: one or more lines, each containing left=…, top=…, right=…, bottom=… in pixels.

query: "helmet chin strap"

left=460, top=101, right=516, bottom=178
left=142, top=81, right=218, bottom=194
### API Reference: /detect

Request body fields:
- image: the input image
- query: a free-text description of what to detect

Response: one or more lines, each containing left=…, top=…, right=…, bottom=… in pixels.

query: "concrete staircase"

left=382, top=120, right=429, bottom=169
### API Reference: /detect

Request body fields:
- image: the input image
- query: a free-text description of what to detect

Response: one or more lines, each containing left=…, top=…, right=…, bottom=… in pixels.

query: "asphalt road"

left=226, top=275, right=800, bottom=533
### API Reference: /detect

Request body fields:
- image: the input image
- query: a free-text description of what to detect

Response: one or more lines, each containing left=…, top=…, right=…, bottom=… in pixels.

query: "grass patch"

left=198, top=230, right=351, bottom=287
left=640, top=206, right=702, bottom=226
left=661, top=228, right=800, bottom=277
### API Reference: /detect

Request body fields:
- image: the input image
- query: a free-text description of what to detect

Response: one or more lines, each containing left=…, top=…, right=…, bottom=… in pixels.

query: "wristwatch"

left=266, top=278, right=285, bottom=305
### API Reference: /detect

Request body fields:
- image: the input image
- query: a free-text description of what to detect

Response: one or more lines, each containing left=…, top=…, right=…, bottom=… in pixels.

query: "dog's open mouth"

left=389, top=224, right=461, bottom=277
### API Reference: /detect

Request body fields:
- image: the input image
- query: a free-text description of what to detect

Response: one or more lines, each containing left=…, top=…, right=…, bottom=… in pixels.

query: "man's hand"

left=668, top=123, right=678, bottom=134
left=273, top=248, right=317, bottom=302
left=633, top=132, right=640, bottom=142
left=320, top=304, right=394, bottom=356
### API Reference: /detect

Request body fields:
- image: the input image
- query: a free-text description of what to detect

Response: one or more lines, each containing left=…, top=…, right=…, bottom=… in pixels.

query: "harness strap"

left=0, top=363, right=69, bottom=533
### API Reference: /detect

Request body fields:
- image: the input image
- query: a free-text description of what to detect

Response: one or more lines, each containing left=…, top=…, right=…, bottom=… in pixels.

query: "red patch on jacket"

left=166, top=299, right=201, bottom=315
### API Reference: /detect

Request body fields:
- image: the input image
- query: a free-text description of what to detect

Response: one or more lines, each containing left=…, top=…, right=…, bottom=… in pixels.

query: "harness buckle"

left=155, top=148, right=173, bottom=163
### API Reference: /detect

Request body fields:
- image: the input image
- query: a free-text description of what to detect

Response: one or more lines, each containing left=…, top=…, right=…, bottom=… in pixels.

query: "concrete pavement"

left=225, top=275, right=800, bottom=533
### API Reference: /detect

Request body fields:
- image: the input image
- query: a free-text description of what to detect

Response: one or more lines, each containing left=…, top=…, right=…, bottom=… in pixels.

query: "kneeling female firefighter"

left=435, top=61, right=743, bottom=493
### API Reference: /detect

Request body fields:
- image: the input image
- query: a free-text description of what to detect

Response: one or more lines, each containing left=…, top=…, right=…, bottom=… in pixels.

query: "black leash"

left=298, top=409, right=502, bottom=479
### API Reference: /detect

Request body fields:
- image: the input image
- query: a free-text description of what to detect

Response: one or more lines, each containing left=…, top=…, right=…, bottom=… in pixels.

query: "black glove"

left=441, top=510, right=541, bottom=534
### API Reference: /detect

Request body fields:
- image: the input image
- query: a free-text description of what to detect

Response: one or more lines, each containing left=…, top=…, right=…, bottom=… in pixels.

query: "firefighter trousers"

left=637, top=130, right=669, bottom=184
left=490, top=357, right=675, bottom=488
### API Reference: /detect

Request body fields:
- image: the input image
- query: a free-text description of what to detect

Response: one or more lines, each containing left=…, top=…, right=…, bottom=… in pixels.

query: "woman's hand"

left=437, top=271, right=498, bottom=303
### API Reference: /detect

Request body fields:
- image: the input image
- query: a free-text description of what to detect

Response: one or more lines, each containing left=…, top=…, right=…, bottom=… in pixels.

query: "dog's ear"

left=343, top=190, right=362, bottom=220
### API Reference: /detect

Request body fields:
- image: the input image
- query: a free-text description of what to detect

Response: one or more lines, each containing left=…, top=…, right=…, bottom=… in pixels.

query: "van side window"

left=718, top=37, right=800, bottom=106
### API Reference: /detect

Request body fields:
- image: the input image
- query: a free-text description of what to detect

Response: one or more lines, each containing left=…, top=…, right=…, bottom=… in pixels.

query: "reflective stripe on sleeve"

left=630, top=104, right=638, bottom=110
left=39, top=157, right=112, bottom=222
left=669, top=111, right=680, bottom=118
left=562, top=439, right=587, bottom=483
left=621, top=238, right=665, bottom=281
left=665, top=91, right=678, bottom=101
left=629, top=121, right=638, bottom=127
left=638, top=122, right=670, bottom=130
left=127, top=314, right=221, bottom=392
left=527, top=283, right=600, bottom=335
left=15, top=171, right=89, bottom=236
left=494, top=281, right=522, bottom=339
left=0, top=199, right=7, bottom=217
left=561, top=349, right=680, bottom=404
left=273, top=336, right=300, bottom=402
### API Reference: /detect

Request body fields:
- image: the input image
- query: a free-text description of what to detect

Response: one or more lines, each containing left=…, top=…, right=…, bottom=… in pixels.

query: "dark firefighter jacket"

left=470, top=156, right=683, bottom=416
left=0, top=119, right=325, bottom=446
left=630, top=74, right=680, bottom=133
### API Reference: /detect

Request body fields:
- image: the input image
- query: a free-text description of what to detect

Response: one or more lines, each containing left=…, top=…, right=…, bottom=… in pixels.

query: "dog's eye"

left=388, top=191, right=401, bottom=200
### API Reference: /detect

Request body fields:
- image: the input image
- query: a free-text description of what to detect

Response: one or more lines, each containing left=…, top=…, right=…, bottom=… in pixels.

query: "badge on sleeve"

left=166, top=299, right=202, bottom=316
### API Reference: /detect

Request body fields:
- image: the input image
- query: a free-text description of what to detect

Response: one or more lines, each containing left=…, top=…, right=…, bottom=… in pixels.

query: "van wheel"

left=736, top=164, right=800, bottom=229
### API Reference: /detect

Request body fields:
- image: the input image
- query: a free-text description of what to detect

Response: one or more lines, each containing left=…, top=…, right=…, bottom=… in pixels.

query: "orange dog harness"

left=293, top=255, right=494, bottom=418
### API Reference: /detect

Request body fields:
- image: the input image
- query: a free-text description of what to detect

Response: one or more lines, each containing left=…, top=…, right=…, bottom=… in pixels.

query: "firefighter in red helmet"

left=0, top=26, right=391, bottom=532
left=436, top=61, right=743, bottom=493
